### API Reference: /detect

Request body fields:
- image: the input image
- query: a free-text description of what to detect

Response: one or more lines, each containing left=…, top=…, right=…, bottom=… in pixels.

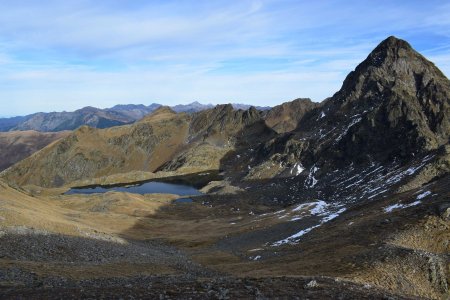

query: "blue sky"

left=0, top=0, right=449, bottom=116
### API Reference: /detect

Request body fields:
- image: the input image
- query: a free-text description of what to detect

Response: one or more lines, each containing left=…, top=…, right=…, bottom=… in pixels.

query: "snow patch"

left=336, top=116, right=362, bottom=142
left=248, top=248, right=262, bottom=252
left=322, top=208, right=346, bottom=222
left=273, top=203, right=346, bottom=246
left=305, top=165, right=319, bottom=188
left=384, top=201, right=421, bottom=213
left=310, top=200, right=328, bottom=215
left=317, top=111, right=326, bottom=120
left=290, top=163, right=305, bottom=176
left=291, top=200, right=327, bottom=215
left=382, top=190, right=431, bottom=213
left=416, top=191, right=431, bottom=200
left=272, top=225, right=319, bottom=246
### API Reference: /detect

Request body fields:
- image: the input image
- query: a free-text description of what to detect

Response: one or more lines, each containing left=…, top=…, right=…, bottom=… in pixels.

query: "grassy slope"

left=1, top=109, right=194, bottom=187
left=0, top=130, right=69, bottom=171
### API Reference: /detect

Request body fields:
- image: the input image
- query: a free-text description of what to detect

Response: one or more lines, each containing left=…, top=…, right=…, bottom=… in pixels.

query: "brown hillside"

left=1, top=109, right=191, bottom=187
left=0, top=130, right=69, bottom=171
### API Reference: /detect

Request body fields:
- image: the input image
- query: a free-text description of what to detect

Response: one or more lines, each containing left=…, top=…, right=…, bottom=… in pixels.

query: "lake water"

left=64, top=171, right=222, bottom=196
left=65, top=181, right=202, bottom=196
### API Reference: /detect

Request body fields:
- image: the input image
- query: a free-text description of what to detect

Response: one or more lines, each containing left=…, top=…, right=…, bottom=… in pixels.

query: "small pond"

left=65, top=171, right=222, bottom=197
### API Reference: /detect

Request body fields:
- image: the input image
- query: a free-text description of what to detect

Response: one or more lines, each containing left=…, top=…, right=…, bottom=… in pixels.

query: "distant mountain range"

left=0, top=101, right=271, bottom=132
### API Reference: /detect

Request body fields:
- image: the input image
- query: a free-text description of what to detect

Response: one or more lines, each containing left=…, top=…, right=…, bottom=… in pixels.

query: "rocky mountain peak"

left=138, top=106, right=177, bottom=123
left=265, top=98, right=319, bottom=133
left=77, top=106, right=101, bottom=113
left=215, top=104, right=235, bottom=113
left=152, top=105, right=176, bottom=114
left=335, top=36, right=449, bottom=105
left=370, top=35, right=413, bottom=59
left=188, top=104, right=263, bottom=144
left=288, top=36, right=449, bottom=168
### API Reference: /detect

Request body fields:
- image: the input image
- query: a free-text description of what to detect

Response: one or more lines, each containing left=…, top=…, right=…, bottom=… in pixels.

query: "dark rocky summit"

left=313, top=36, right=449, bottom=162
left=244, top=36, right=450, bottom=177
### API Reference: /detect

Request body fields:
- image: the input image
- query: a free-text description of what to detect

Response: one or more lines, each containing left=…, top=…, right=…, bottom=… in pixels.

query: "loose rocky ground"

left=1, top=275, right=417, bottom=299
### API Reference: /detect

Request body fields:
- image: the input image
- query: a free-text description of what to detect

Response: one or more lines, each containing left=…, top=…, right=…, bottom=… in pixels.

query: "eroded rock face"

left=189, top=104, right=263, bottom=146
left=264, top=98, right=319, bottom=133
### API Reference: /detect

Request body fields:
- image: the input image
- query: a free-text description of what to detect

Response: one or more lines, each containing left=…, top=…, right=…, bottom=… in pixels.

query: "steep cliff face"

left=188, top=104, right=263, bottom=145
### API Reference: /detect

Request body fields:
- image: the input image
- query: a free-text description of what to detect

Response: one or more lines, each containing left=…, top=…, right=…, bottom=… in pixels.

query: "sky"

left=0, top=0, right=449, bottom=117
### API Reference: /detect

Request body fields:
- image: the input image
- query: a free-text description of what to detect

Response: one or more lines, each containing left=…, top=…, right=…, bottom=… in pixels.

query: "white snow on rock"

left=331, top=156, right=434, bottom=204
left=272, top=225, right=320, bottom=246
left=317, top=111, right=326, bottom=120
left=292, top=200, right=326, bottom=213
left=335, top=116, right=362, bottom=142
left=305, top=165, right=319, bottom=188
left=310, top=201, right=328, bottom=215
left=416, top=190, right=431, bottom=200
left=384, top=201, right=421, bottom=213
left=384, top=190, right=432, bottom=213
left=272, top=202, right=346, bottom=246
left=322, top=208, right=346, bottom=222
left=290, top=163, right=305, bottom=176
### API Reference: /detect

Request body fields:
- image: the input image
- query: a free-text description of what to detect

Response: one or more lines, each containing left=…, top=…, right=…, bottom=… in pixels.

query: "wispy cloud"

left=0, top=0, right=449, bottom=115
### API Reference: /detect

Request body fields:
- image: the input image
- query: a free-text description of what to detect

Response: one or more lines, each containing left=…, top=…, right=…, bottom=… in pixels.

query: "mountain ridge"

left=3, top=36, right=449, bottom=188
left=0, top=102, right=274, bottom=133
